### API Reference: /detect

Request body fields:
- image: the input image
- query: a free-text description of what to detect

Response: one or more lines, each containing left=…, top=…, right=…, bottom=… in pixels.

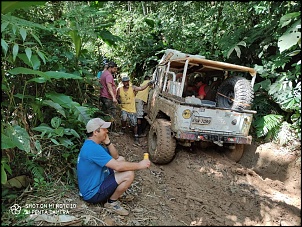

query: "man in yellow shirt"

left=135, top=76, right=151, bottom=137
left=116, top=76, right=153, bottom=144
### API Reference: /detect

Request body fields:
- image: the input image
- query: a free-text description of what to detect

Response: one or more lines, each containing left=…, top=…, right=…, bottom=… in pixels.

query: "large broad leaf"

left=8, top=67, right=82, bottom=83
left=8, top=67, right=48, bottom=77
left=32, top=124, right=54, bottom=133
left=64, top=128, right=80, bottom=138
left=45, top=92, right=74, bottom=108
left=1, top=134, right=16, bottom=150
left=1, top=1, right=47, bottom=14
left=42, top=100, right=66, bottom=117
left=58, top=138, right=74, bottom=148
left=44, top=71, right=82, bottom=80
left=69, top=30, right=82, bottom=58
left=71, top=102, right=90, bottom=123
left=1, top=125, right=31, bottom=153
left=279, top=12, right=300, bottom=28
left=98, top=29, right=122, bottom=46
left=278, top=20, right=301, bottom=53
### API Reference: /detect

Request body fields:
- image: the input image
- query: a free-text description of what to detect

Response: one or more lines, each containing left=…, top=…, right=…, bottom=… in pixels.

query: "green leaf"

left=1, top=21, right=9, bottom=32
left=260, top=79, right=271, bottom=91
left=69, top=30, right=82, bottom=58
left=144, top=18, right=155, bottom=28
left=64, top=128, right=80, bottom=138
left=42, top=100, right=66, bottom=117
left=234, top=46, right=241, bottom=58
left=278, top=20, right=301, bottom=53
left=45, top=92, right=74, bottom=108
left=8, top=67, right=48, bottom=78
left=71, top=102, right=91, bottom=123
left=1, top=134, right=16, bottom=150
left=17, top=53, right=34, bottom=68
left=50, top=138, right=60, bottom=145
left=25, top=47, right=32, bottom=62
left=54, top=127, right=64, bottom=137
left=2, top=125, right=31, bottom=153
left=14, top=93, right=35, bottom=100
left=58, top=138, right=74, bottom=148
left=51, top=117, right=62, bottom=129
left=32, top=124, right=54, bottom=134
left=31, top=55, right=41, bottom=70
left=1, top=164, right=8, bottom=185
left=1, top=39, right=8, bottom=55
left=280, top=12, right=300, bottom=28
left=237, top=41, right=246, bottom=47
left=31, top=32, right=42, bottom=47
left=44, top=71, right=82, bottom=80
left=37, top=50, right=46, bottom=64
left=28, top=77, right=49, bottom=83
left=20, top=27, right=27, bottom=41
left=12, top=43, right=19, bottom=62
left=98, top=29, right=122, bottom=46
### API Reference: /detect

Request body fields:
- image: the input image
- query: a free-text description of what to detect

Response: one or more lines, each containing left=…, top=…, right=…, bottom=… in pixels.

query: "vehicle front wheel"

left=148, top=119, right=176, bottom=164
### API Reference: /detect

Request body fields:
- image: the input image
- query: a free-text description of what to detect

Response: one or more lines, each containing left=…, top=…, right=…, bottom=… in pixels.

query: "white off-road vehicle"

left=145, top=49, right=257, bottom=164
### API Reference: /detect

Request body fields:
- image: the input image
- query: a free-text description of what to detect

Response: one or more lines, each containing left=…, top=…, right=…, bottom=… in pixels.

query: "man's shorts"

left=135, top=99, right=145, bottom=119
left=121, top=110, right=137, bottom=126
left=85, top=170, right=117, bottom=204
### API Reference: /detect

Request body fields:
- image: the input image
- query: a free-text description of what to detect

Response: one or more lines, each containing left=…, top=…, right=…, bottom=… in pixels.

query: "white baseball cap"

left=86, top=118, right=111, bottom=133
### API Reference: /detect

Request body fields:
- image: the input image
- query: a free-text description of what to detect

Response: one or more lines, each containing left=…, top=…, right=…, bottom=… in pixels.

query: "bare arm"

left=106, top=158, right=150, bottom=172
left=107, top=82, right=117, bottom=103
left=133, top=82, right=151, bottom=92
left=103, top=134, right=119, bottom=159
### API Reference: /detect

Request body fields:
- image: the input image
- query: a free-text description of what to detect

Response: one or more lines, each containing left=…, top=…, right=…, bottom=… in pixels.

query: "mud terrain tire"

left=216, top=76, right=254, bottom=110
left=148, top=119, right=176, bottom=164
left=225, top=144, right=244, bottom=162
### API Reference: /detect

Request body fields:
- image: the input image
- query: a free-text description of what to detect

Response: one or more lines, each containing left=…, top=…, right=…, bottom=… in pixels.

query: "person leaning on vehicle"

left=116, top=76, right=154, bottom=143
left=99, top=61, right=118, bottom=120
left=77, top=118, right=151, bottom=216
left=135, top=75, right=151, bottom=137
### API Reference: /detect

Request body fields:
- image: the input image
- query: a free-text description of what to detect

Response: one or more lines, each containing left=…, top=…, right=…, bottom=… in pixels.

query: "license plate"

left=192, top=116, right=212, bottom=125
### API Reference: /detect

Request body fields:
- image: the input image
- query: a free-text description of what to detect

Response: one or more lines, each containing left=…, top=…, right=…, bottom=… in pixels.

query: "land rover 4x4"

left=145, top=49, right=257, bottom=164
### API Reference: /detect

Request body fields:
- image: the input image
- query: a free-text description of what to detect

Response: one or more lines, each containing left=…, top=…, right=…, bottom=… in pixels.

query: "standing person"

left=135, top=75, right=151, bottom=137
left=77, top=118, right=151, bottom=216
left=97, top=62, right=108, bottom=80
left=116, top=76, right=153, bottom=143
left=99, top=61, right=118, bottom=120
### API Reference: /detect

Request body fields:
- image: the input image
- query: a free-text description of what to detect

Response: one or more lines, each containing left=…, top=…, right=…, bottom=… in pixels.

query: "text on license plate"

left=192, top=116, right=212, bottom=125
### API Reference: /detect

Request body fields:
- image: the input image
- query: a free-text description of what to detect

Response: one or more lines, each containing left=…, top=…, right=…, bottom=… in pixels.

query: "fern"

left=26, top=160, right=44, bottom=179
left=253, top=114, right=284, bottom=140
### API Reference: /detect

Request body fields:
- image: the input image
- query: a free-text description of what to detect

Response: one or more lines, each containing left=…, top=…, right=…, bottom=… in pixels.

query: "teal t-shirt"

left=77, top=139, right=112, bottom=200
left=97, top=71, right=102, bottom=79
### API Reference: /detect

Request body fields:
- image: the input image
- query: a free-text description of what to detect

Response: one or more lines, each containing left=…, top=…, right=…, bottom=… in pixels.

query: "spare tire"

left=216, top=76, right=254, bottom=110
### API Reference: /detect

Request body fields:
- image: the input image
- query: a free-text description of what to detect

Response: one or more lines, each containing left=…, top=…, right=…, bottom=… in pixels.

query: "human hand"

left=140, top=159, right=151, bottom=169
left=148, top=80, right=155, bottom=86
left=104, top=134, right=110, bottom=144
left=112, top=97, right=118, bottom=103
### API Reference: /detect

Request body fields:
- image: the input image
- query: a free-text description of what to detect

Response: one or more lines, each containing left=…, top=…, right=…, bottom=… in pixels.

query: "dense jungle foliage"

left=1, top=0, right=301, bottom=213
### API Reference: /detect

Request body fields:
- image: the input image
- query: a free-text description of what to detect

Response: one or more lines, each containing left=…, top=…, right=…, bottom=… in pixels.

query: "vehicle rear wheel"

left=216, top=76, right=254, bottom=110
left=148, top=119, right=176, bottom=164
left=225, top=144, right=244, bottom=162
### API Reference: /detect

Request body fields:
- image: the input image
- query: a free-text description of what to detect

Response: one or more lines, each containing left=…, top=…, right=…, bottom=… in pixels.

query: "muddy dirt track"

left=22, top=130, right=301, bottom=226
